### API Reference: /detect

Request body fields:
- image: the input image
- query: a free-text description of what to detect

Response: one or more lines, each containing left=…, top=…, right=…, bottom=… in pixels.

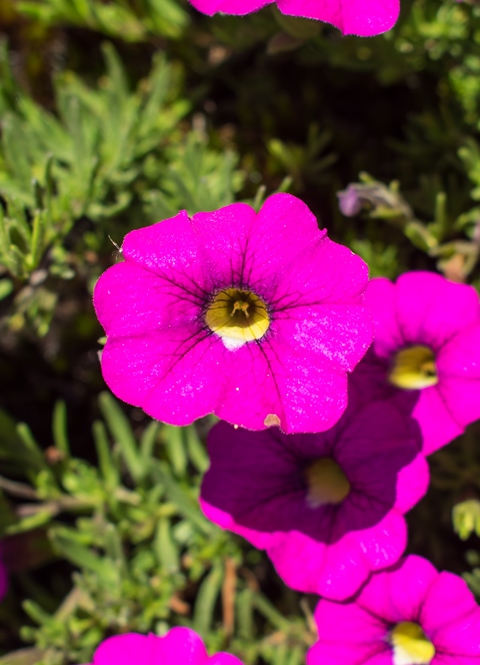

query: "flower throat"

left=205, top=288, right=270, bottom=349
left=388, top=345, right=438, bottom=391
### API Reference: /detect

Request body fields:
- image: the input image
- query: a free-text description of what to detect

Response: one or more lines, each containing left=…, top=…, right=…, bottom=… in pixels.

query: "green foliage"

left=0, top=395, right=312, bottom=665
left=17, top=0, right=189, bottom=41
left=3, top=0, right=480, bottom=661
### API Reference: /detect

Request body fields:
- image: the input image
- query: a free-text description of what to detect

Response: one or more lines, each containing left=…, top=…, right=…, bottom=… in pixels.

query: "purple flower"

left=94, top=193, right=371, bottom=433
left=308, top=555, right=480, bottom=665
left=188, top=0, right=399, bottom=37
left=200, top=397, right=429, bottom=600
left=0, top=558, right=6, bottom=602
left=85, top=628, right=243, bottom=665
left=354, top=271, right=480, bottom=455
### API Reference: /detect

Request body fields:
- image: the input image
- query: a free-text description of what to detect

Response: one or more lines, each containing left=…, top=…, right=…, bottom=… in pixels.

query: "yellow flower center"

left=205, top=288, right=270, bottom=350
left=304, top=458, right=350, bottom=508
left=388, top=345, right=438, bottom=390
left=390, top=622, right=435, bottom=665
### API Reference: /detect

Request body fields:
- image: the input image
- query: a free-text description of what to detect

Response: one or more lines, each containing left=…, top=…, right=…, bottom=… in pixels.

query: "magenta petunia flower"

left=85, top=628, right=243, bottom=665
left=200, top=397, right=429, bottom=600
left=93, top=193, right=371, bottom=433
left=308, top=554, right=480, bottom=665
left=188, top=0, right=399, bottom=37
left=354, top=271, right=480, bottom=455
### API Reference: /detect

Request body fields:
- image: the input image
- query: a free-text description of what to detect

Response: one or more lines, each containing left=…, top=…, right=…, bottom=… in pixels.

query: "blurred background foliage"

left=2, top=0, right=480, bottom=662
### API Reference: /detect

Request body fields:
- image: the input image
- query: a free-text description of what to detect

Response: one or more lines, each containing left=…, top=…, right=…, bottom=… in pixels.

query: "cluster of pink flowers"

left=188, top=0, right=399, bottom=38
left=93, top=194, right=480, bottom=663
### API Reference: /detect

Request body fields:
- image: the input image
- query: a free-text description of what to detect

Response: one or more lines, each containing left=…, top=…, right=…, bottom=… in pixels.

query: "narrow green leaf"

left=92, top=419, right=120, bottom=491
left=193, top=562, right=223, bottom=636
left=154, top=516, right=179, bottom=573
left=98, top=392, right=144, bottom=483
left=52, top=400, right=70, bottom=456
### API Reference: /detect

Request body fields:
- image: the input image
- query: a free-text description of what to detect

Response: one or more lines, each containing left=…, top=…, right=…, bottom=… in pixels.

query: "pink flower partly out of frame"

left=86, top=628, right=244, bottom=665
left=354, top=271, right=480, bottom=455
left=308, top=554, right=480, bottom=665
left=0, top=554, right=7, bottom=602
left=188, top=0, right=399, bottom=37
left=200, top=398, right=429, bottom=600
left=94, top=193, right=371, bottom=434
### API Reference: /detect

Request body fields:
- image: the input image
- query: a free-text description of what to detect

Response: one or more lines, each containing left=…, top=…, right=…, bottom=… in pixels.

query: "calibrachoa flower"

left=308, top=554, right=480, bottom=665
left=0, top=556, right=6, bottom=602
left=188, top=0, right=399, bottom=37
left=85, top=628, right=243, bottom=665
left=200, top=398, right=429, bottom=600
left=354, top=271, right=480, bottom=455
left=94, top=193, right=371, bottom=433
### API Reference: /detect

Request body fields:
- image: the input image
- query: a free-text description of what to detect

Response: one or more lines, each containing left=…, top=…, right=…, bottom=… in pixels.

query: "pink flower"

left=93, top=193, right=371, bottom=434
left=188, top=0, right=399, bottom=37
left=86, top=628, right=243, bottom=665
left=308, top=554, right=480, bottom=665
left=354, top=271, right=480, bottom=455
left=200, top=398, right=429, bottom=600
left=0, top=560, right=6, bottom=602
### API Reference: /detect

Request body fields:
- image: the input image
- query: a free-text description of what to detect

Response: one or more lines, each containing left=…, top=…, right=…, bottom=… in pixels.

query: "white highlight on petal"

left=222, top=336, right=247, bottom=351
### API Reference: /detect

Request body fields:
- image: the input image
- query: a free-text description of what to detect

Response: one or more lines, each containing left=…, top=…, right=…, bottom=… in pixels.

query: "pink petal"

left=214, top=332, right=349, bottom=433
left=276, top=303, right=371, bottom=373
left=365, top=278, right=405, bottom=359
left=408, top=386, right=463, bottom=456
left=101, top=329, right=223, bottom=425
left=0, top=562, right=7, bottom=600
left=277, top=0, right=399, bottom=35
left=93, top=261, right=202, bottom=338
left=279, top=234, right=370, bottom=307
left=209, top=656, right=245, bottom=665
left=395, top=451, right=430, bottom=513
left=93, top=634, right=154, bottom=665
left=308, top=642, right=390, bottom=665
left=433, top=656, right=480, bottom=665
left=313, top=599, right=387, bottom=644
left=394, top=272, right=480, bottom=350
left=122, top=211, right=210, bottom=286
left=269, top=509, right=406, bottom=600
left=422, top=573, right=480, bottom=655
left=434, top=609, right=480, bottom=656
left=158, top=628, right=209, bottom=665
left=357, top=555, right=438, bottom=624
left=189, top=0, right=272, bottom=13
left=200, top=498, right=276, bottom=550
left=190, top=195, right=324, bottom=298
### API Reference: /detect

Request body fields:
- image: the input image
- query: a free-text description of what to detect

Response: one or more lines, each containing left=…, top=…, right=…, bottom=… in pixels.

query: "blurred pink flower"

left=94, top=193, right=371, bottom=433
left=308, top=555, right=480, bottom=665
left=200, top=398, right=428, bottom=600
left=87, top=628, right=243, bottom=665
left=189, top=0, right=399, bottom=37
left=0, top=558, right=7, bottom=602
left=354, top=271, right=480, bottom=455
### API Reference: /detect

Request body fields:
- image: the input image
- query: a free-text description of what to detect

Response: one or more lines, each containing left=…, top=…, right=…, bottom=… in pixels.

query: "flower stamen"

left=388, top=345, right=438, bottom=390
left=390, top=621, right=435, bottom=665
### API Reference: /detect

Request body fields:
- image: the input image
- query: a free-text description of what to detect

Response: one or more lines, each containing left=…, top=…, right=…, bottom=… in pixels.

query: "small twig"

left=0, top=476, right=38, bottom=500
left=222, top=557, right=237, bottom=641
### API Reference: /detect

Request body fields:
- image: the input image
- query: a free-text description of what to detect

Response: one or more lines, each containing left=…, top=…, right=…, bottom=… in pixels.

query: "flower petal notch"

left=87, top=627, right=244, bottom=665
left=351, top=271, right=480, bottom=454
left=200, top=397, right=429, bottom=600
left=188, top=0, right=399, bottom=37
left=93, top=193, right=372, bottom=433
left=307, top=555, right=480, bottom=665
